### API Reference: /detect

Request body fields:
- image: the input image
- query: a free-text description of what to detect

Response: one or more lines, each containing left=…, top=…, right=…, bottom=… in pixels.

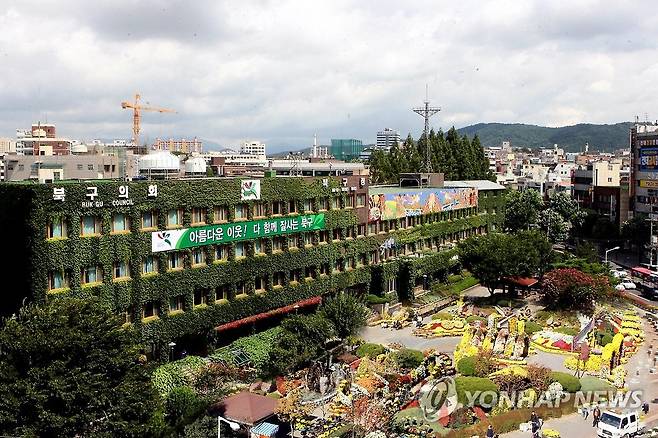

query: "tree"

left=318, top=292, right=369, bottom=339
left=0, top=297, right=162, bottom=438
left=541, top=268, right=610, bottom=311
left=547, top=192, right=585, bottom=228
left=538, top=208, right=571, bottom=242
left=276, top=388, right=312, bottom=437
left=621, top=216, right=651, bottom=256
left=458, top=233, right=511, bottom=295
left=503, top=190, right=543, bottom=232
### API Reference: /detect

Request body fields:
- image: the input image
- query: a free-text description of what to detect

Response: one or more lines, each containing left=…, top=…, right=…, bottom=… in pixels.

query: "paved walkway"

left=359, top=325, right=462, bottom=356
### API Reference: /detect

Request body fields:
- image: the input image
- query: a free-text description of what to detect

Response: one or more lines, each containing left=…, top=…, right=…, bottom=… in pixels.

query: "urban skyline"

left=3, top=1, right=658, bottom=152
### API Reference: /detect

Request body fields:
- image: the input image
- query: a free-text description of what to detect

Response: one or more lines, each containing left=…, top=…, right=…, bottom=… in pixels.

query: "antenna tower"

left=412, top=85, right=440, bottom=172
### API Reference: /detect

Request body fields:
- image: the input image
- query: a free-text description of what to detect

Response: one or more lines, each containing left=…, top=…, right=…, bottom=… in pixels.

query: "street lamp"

left=217, top=415, right=240, bottom=438
left=167, top=341, right=176, bottom=361
left=605, top=246, right=620, bottom=266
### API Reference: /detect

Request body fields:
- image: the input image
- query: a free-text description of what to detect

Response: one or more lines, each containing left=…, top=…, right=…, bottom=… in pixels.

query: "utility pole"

left=412, top=85, right=440, bottom=173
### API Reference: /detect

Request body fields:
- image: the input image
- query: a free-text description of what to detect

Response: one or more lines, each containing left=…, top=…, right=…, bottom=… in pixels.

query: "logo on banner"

left=241, top=180, right=261, bottom=201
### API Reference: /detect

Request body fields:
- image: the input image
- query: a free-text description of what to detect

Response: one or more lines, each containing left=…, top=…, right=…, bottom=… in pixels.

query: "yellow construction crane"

left=121, top=93, right=176, bottom=146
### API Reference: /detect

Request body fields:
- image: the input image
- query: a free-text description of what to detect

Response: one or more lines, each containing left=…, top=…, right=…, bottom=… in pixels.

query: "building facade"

left=376, top=128, right=400, bottom=148
left=0, top=175, right=504, bottom=355
left=4, top=154, right=124, bottom=183
left=329, top=139, right=364, bottom=161
left=631, top=123, right=658, bottom=215
left=153, top=138, right=203, bottom=154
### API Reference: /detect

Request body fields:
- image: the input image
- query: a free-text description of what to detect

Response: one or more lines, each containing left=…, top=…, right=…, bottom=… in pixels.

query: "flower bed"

left=530, top=330, right=577, bottom=354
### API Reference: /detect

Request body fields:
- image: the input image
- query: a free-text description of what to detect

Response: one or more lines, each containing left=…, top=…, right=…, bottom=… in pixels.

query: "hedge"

left=152, top=355, right=207, bottom=398
left=579, top=376, right=613, bottom=393
left=455, top=376, right=498, bottom=405
left=393, top=349, right=424, bottom=369
left=524, top=321, right=542, bottom=335
left=355, top=343, right=387, bottom=358
left=209, top=327, right=283, bottom=371
left=550, top=371, right=581, bottom=392
left=457, top=356, right=477, bottom=376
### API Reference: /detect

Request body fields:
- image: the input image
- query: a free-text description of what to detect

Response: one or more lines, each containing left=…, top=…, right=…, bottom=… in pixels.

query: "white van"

left=597, top=410, right=644, bottom=437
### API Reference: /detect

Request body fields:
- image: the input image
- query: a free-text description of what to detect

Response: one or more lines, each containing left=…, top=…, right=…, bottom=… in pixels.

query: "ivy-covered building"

left=0, top=174, right=504, bottom=353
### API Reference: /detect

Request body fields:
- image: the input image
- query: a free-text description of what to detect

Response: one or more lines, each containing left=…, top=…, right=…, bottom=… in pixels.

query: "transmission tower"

left=412, top=85, right=440, bottom=172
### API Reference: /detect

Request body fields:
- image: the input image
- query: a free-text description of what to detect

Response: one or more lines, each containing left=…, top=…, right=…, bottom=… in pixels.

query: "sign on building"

left=240, top=180, right=261, bottom=201
left=151, top=214, right=325, bottom=252
left=640, top=180, right=658, bottom=188
left=368, top=188, right=478, bottom=221
left=640, top=147, right=658, bottom=171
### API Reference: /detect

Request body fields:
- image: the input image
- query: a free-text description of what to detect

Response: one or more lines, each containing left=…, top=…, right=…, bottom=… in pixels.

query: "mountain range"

left=456, top=122, right=632, bottom=152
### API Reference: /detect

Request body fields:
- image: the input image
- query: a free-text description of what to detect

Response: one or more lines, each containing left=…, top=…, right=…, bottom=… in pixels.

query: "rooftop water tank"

left=184, top=157, right=207, bottom=174
left=138, top=151, right=180, bottom=171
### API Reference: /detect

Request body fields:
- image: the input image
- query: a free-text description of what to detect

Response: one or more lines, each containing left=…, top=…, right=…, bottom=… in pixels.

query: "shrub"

left=527, top=365, right=552, bottom=393
left=393, top=349, right=424, bottom=369
left=366, top=294, right=390, bottom=305
left=473, top=349, right=496, bottom=377
left=466, top=315, right=487, bottom=325
left=165, top=386, right=206, bottom=426
left=457, top=356, right=476, bottom=376
left=455, top=376, right=498, bottom=405
left=550, top=371, right=581, bottom=392
left=554, top=327, right=579, bottom=336
left=447, top=274, right=463, bottom=283
left=319, top=293, right=370, bottom=339
left=210, top=327, right=283, bottom=372
left=524, top=321, right=542, bottom=335
left=152, top=356, right=207, bottom=398
left=579, top=376, right=613, bottom=393
left=355, top=343, right=386, bottom=358
left=431, top=311, right=454, bottom=320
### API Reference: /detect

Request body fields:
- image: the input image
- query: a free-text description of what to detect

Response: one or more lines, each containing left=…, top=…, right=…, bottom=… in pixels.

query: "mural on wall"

left=368, top=188, right=478, bottom=221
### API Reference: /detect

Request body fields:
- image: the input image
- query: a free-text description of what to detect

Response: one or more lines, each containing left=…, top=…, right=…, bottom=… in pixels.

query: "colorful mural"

left=368, top=188, right=478, bottom=221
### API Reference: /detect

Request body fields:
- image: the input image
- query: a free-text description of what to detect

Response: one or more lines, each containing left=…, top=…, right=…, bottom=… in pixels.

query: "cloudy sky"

left=1, top=0, right=657, bottom=152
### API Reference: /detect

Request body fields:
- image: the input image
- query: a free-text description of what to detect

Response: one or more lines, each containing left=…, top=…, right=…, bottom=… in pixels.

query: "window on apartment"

left=167, top=209, right=182, bottom=227
left=216, top=284, right=229, bottom=301
left=193, top=289, right=207, bottom=307
left=346, top=226, right=355, bottom=239
left=356, top=194, right=366, bottom=207
left=359, top=253, right=368, bottom=266
left=332, top=229, right=342, bottom=241
left=303, top=199, right=314, bottom=212
left=254, top=239, right=265, bottom=255
left=273, top=272, right=285, bottom=287
left=235, top=204, right=248, bottom=220
left=235, top=242, right=246, bottom=257
left=272, top=236, right=285, bottom=252
left=169, top=295, right=184, bottom=313
left=141, top=210, right=156, bottom=229
left=215, top=245, right=228, bottom=261
left=255, top=276, right=266, bottom=292
left=288, top=236, right=298, bottom=249
left=368, top=223, right=377, bottom=235
left=253, top=202, right=266, bottom=218
left=386, top=278, right=397, bottom=293
left=77, top=164, right=83, bottom=170
left=111, top=213, right=129, bottom=233
left=331, top=196, right=341, bottom=209
left=192, top=248, right=206, bottom=266
left=191, top=207, right=205, bottom=225
left=87, top=164, right=94, bottom=171
left=213, top=206, right=228, bottom=223
left=236, top=281, right=247, bottom=295
left=305, top=266, right=316, bottom=279
left=319, top=230, right=330, bottom=243
left=113, top=261, right=129, bottom=279
left=288, top=200, right=298, bottom=214
left=346, top=195, right=355, bottom=208
left=357, top=224, right=366, bottom=236
left=369, top=251, right=380, bottom=264
left=334, top=258, right=344, bottom=273
left=81, top=216, right=101, bottom=236
left=319, top=197, right=330, bottom=211
left=48, top=270, right=68, bottom=290
left=346, top=257, right=356, bottom=270
left=81, top=266, right=102, bottom=285
left=303, top=233, right=313, bottom=247
left=142, top=301, right=158, bottom=319
left=142, top=256, right=158, bottom=274
left=272, top=200, right=284, bottom=215
left=168, top=252, right=183, bottom=270
left=47, top=217, right=67, bottom=239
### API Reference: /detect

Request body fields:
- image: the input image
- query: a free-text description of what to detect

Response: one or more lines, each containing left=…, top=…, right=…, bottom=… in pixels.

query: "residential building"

left=631, top=123, right=658, bottom=215
left=376, top=128, right=400, bottom=148
left=153, top=137, right=203, bottom=154
left=0, top=174, right=504, bottom=355
left=4, top=154, right=125, bottom=183
left=241, top=141, right=266, bottom=157
left=16, top=123, right=72, bottom=156
left=0, top=138, right=16, bottom=154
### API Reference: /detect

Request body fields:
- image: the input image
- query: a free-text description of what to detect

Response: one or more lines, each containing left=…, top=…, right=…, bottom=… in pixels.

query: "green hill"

left=457, top=122, right=632, bottom=152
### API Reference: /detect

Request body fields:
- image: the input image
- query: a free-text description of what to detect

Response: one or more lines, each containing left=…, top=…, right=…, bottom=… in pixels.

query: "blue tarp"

left=251, top=422, right=279, bottom=437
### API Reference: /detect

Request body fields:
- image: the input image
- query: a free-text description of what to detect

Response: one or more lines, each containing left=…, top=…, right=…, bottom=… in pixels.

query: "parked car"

left=615, top=281, right=637, bottom=291
left=597, top=409, right=644, bottom=437
left=612, top=269, right=629, bottom=279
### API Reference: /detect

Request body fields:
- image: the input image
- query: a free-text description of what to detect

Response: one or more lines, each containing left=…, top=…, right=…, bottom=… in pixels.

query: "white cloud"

left=0, top=0, right=657, bottom=151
